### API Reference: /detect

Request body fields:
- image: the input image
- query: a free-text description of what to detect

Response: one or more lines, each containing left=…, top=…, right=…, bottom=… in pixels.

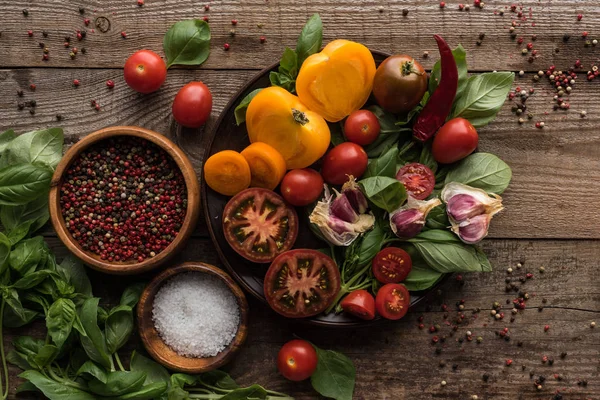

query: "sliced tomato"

left=340, top=289, right=376, bottom=320
left=375, top=283, right=410, bottom=320
left=372, top=247, right=412, bottom=284
left=264, top=249, right=341, bottom=318
left=223, top=188, right=298, bottom=263
left=396, top=162, right=435, bottom=200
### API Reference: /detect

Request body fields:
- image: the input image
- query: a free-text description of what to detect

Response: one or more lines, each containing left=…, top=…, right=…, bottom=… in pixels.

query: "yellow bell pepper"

left=246, top=86, right=331, bottom=170
left=296, top=39, right=376, bottom=122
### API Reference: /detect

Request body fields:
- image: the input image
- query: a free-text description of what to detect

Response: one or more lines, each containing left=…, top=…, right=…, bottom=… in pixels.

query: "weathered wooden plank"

left=1, top=0, right=600, bottom=71
left=5, top=237, right=600, bottom=399
left=2, top=67, right=600, bottom=239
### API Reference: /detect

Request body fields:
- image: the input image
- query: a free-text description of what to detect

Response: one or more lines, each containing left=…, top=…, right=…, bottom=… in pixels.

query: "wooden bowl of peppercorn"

left=49, top=126, right=200, bottom=275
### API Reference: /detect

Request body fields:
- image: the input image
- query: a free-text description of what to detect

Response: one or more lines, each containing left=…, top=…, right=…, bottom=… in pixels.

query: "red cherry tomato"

left=375, top=283, right=410, bottom=320
left=172, top=82, right=213, bottom=128
left=344, top=110, right=381, bottom=146
left=432, top=118, right=479, bottom=164
left=340, top=289, right=376, bottom=320
left=372, top=247, right=412, bottom=284
left=396, top=163, right=435, bottom=200
left=321, top=142, right=368, bottom=185
left=280, top=168, right=324, bottom=206
left=277, top=340, right=318, bottom=381
left=123, top=50, right=167, bottom=94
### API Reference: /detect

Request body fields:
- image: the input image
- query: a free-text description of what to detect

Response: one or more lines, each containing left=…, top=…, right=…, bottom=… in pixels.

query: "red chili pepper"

left=413, top=35, right=458, bottom=142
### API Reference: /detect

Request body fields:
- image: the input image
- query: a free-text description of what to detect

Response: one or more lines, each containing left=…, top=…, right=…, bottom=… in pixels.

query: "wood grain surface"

left=1, top=0, right=599, bottom=399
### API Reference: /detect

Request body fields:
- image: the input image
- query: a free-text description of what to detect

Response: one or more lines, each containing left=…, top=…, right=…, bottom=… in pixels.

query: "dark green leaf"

left=402, top=265, right=444, bottom=291
left=279, top=47, right=298, bottom=76
left=199, top=370, right=240, bottom=390
left=120, top=283, right=145, bottom=308
left=163, top=20, right=210, bottom=68
left=450, top=72, right=515, bottom=127
left=220, top=384, right=268, bottom=400
left=13, top=336, right=44, bottom=358
left=0, top=195, right=50, bottom=235
left=409, top=229, right=459, bottom=243
left=234, top=89, right=263, bottom=126
left=419, top=144, right=438, bottom=174
left=296, top=14, right=323, bottom=66
left=105, top=305, right=134, bottom=354
left=19, top=370, right=97, bottom=400
left=78, top=297, right=111, bottom=368
left=0, top=163, right=52, bottom=206
left=3, top=305, right=38, bottom=327
left=444, top=152, right=512, bottom=194
left=12, top=270, right=54, bottom=289
left=363, top=146, right=399, bottom=179
left=167, top=386, right=189, bottom=400
left=88, top=370, right=147, bottom=396
left=0, top=131, right=35, bottom=167
left=356, top=220, right=384, bottom=267
left=359, top=176, right=407, bottom=213
left=170, top=373, right=198, bottom=388
left=429, top=44, right=468, bottom=99
left=425, top=205, right=449, bottom=229
left=367, top=105, right=402, bottom=134
left=113, top=382, right=168, bottom=400
left=7, top=350, right=32, bottom=370
left=0, top=129, right=16, bottom=153
left=364, top=132, right=401, bottom=158
left=56, top=254, right=93, bottom=298
left=33, top=344, right=59, bottom=367
left=76, top=360, right=108, bottom=383
left=7, top=221, right=32, bottom=245
left=30, top=128, right=64, bottom=168
left=311, top=346, right=356, bottom=400
left=0, top=232, right=10, bottom=274
left=130, top=351, right=170, bottom=385
left=16, top=381, right=40, bottom=394
left=4, top=288, right=27, bottom=321
left=269, top=71, right=295, bottom=93
left=330, top=122, right=346, bottom=146
left=46, top=298, right=77, bottom=349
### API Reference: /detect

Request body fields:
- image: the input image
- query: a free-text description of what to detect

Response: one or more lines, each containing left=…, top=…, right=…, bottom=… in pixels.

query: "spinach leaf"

left=88, top=370, right=147, bottom=397
left=296, top=14, right=323, bottom=66
left=0, top=233, right=10, bottom=274
left=30, top=128, right=64, bottom=168
left=419, top=144, right=438, bottom=174
left=234, top=89, right=263, bottom=126
left=120, top=282, right=145, bottom=308
left=363, top=146, right=399, bottom=179
left=220, top=384, right=268, bottom=400
left=46, top=298, right=76, bottom=349
left=0, top=163, right=53, bottom=206
left=130, top=351, right=170, bottom=385
left=57, top=254, right=93, bottom=298
left=311, top=346, right=356, bottom=400
left=19, top=370, right=97, bottom=400
left=403, top=265, right=444, bottom=291
left=1, top=195, right=50, bottom=235
left=76, top=360, right=108, bottom=383
left=356, top=220, right=384, bottom=267
left=425, top=204, right=449, bottom=229
left=359, top=176, right=407, bottom=213
left=112, top=382, right=168, bottom=400
left=429, top=44, right=468, bottom=99
left=163, top=19, right=210, bottom=68
left=450, top=72, right=515, bottom=127
left=9, top=236, right=45, bottom=276
left=445, top=152, right=512, bottom=194
left=78, top=297, right=111, bottom=368
left=105, top=305, right=134, bottom=354
left=0, top=129, right=16, bottom=153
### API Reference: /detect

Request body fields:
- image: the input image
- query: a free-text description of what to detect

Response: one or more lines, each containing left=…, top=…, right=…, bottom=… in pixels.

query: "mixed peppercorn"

left=60, top=137, right=187, bottom=263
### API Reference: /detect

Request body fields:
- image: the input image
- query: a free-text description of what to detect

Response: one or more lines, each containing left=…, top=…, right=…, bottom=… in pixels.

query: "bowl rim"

left=48, top=126, right=201, bottom=275
left=136, top=262, right=249, bottom=373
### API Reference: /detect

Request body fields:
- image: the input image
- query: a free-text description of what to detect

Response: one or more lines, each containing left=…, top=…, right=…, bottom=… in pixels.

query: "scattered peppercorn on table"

left=1, top=1, right=599, bottom=399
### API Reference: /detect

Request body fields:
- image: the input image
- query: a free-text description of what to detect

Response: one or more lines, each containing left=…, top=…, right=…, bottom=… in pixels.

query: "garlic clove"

left=330, top=191, right=359, bottom=223
left=341, top=175, right=368, bottom=214
left=454, top=214, right=490, bottom=244
left=441, top=182, right=504, bottom=222
left=446, top=193, right=485, bottom=221
left=389, top=196, right=442, bottom=238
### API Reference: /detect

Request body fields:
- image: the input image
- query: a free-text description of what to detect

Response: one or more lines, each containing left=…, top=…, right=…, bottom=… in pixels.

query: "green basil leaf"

left=9, top=236, right=45, bottom=276
left=163, top=19, right=210, bottom=68
left=112, top=382, right=168, bottom=400
left=425, top=204, right=449, bottom=229
left=367, top=105, right=402, bottom=134
left=269, top=71, right=295, bottom=93
left=167, top=386, right=190, bottom=400
left=1, top=195, right=50, bottom=235
left=0, top=129, right=16, bottom=153
left=311, top=346, right=356, bottom=400
left=429, top=44, right=468, bottom=99
left=16, top=380, right=40, bottom=394
left=76, top=360, right=108, bottom=383
left=57, top=254, right=93, bottom=298
left=356, top=220, right=384, bottom=267
left=0, top=131, right=35, bottom=167
left=0, top=163, right=52, bottom=206
left=359, top=176, right=407, bottom=213
left=105, top=305, right=134, bottom=354
left=234, top=89, right=263, bottom=126
left=445, top=152, right=512, bottom=194
left=3, top=306, right=37, bottom=328
left=296, top=14, right=323, bottom=66
left=170, top=373, right=198, bottom=388
left=12, top=269, right=54, bottom=289
left=130, top=351, right=170, bottom=385
left=33, top=344, right=59, bottom=367
left=0, top=232, right=10, bottom=274
left=419, top=144, right=438, bottom=174
left=410, top=229, right=459, bottom=243
left=19, top=370, right=97, bottom=400
left=199, top=370, right=240, bottom=390
left=363, top=146, right=399, bottom=179
left=450, top=72, right=515, bottom=127
left=330, top=123, right=345, bottom=146
left=7, top=350, right=32, bottom=370
left=279, top=47, right=298, bottom=76
left=120, top=282, right=145, bottom=308
left=13, top=336, right=44, bottom=358
left=220, top=384, right=268, bottom=400
left=88, top=370, right=147, bottom=397
left=46, top=298, right=76, bottom=349
left=30, top=128, right=64, bottom=168
left=7, top=222, right=32, bottom=245
left=403, top=265, right=444, bottom=291
left=79, top=297, right=111, bottom=368
left=364, top=131, right=401, bottom=158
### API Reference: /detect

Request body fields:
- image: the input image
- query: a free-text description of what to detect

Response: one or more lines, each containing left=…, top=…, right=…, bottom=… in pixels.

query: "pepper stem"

left=401, top=60, right=423, bottom=76
left=291, top=108, right=309, bottom=125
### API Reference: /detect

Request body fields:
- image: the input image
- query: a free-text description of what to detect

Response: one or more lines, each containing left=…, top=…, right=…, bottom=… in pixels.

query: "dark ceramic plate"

left=202, top=50, right=448, bottom=328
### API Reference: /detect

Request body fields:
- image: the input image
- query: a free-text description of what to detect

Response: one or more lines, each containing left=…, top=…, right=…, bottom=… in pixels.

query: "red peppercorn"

left=526, top=273, right=534, bottom=278
left=231, top=19, right=238, bottom=25
left=106, top=80, right=115, bottom=88
left=474, top=0, right=481, bottom=6
left=582, top=31, right=588, bottom=38
left=260, top=35, right=266, bottom=43
left=458, top=4, right=464, bottom=10
left=544, top=325, right=550, bottom=332
left=138, top=0, right=144, bottom=5
left=84, top=18, right=90, bottom=26
left=27, top=30, right=33, bottom=37
left=577, top=14, right=583, bottom=21
left=204, top=4, right=210, bottom=11
left=506, top=359, right=513, bottom=366
left=121, top=31, right=127, bottom=38
left=429, top=325, right=436, bottom=333
left=432, top=336, right=439, bottom=344
left=223, top=43, right=230, bottom=51
left=527, top=43, right=533, bottom=50
left=517, top=37, right=524, bottom=44
left=77, top=32, right=83, bottom=40
left=542, top=355, right=548, bottom=363
left=418, top=323, right=424, bottom=329
left=73, top=79, right=80, bottom=87
left=29, top=83, right=36, bottom=91
left=439, top=2, right=446, bottom=8
left=203, top=16, right=209, bottom=22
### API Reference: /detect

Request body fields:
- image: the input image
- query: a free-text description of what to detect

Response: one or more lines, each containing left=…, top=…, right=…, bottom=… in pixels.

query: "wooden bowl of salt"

left=137, top=262, right=249, bottom=373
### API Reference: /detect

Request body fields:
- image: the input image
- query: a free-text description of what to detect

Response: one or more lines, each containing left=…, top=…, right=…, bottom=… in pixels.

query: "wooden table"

left=1, top=1, right=599, bottom=399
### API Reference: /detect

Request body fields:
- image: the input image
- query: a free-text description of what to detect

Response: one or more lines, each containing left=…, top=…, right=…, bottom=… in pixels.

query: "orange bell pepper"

left=246, top=86, right=331, bottom=170
left=296, top=39, right=376, bottom=122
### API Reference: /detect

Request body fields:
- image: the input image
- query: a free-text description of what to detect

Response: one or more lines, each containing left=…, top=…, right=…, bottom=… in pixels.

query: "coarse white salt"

left=152, top=272, right=240, bottom=358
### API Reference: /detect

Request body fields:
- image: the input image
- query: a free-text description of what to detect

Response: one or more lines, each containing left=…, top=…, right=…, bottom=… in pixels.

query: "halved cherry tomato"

left=340, top=289, right=376, bottom=320
left=277, top=340, right=318, bottom=381
left=204, top=150, right=251, bottom=196
left=223, top=188, right=298, bottom=263
left=321, top=142, right=368, bottom=185
left=396, top=162, right=435, bottom=200
left=240, top=142, right=287, bottom=190
left=280, top=168, right=324, bottom=206
left=264, top=249, right=341, bottom=318
left=432, top=118, right=479, bottom=164
left=344, top=110, right=381, bottom=146
left=372, top=247, right=412, bottom=284
left=375, top=283, right=410, bottom=320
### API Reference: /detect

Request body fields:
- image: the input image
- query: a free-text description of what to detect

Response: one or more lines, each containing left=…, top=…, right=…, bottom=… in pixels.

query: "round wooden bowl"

left=49, top=126, right=200, bottom=275
left=137, top=262, right=249, bottom=373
